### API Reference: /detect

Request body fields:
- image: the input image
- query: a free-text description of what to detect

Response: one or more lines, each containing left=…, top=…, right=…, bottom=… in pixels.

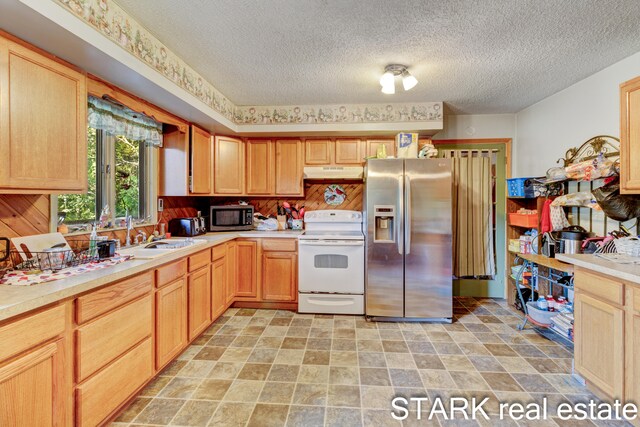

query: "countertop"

left=0, top=230, right=303, bottom=323
left=556, top=253, right=640, bottom=285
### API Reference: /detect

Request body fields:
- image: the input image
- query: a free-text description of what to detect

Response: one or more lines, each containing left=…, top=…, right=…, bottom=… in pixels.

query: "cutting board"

left=11, top=233, right=71, bottom=261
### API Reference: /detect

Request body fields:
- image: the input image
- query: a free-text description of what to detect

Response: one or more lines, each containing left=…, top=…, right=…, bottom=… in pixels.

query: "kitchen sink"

left=117, top=238, right=207, bottom=259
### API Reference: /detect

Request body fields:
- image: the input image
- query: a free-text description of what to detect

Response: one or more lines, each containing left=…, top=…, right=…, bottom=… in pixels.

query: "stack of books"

left=550, top=312, right=574, bottom=341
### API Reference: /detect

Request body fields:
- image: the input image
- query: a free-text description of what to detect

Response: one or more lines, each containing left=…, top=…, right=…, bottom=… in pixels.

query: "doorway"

left=433, top=139, right=510, bottom=298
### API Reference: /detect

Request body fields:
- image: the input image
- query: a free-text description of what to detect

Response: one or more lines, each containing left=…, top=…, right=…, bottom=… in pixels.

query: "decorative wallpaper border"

left=54, top=0, right=236, bottom=122
left=234, top=102, right=442, bottom=125
left=53, top=0, right=443, bottom=127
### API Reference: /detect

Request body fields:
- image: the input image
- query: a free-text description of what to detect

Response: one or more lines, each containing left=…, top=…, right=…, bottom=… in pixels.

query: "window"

left=56, top=127, right=156, bottom=227
left=55, top=96, right=161, bottom=230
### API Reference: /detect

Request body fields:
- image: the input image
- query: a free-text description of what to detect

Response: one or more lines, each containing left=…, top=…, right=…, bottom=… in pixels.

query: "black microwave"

left=209, top=205, right=254, bottom=231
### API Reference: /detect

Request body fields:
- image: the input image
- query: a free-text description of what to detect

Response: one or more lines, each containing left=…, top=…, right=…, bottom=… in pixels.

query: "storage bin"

left=526, top=302, right=555, bottom=326
left=508, top=213, right=538, bottom=228
left=507, top=177, right=537, bottom=198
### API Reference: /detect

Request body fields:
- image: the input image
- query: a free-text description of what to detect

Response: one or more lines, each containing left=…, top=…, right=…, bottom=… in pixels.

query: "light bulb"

left=379, top=71, right=394, bottom=87
left=381, top=81, right=395, bottom=94
left=402, top=71, right=418, bottom=91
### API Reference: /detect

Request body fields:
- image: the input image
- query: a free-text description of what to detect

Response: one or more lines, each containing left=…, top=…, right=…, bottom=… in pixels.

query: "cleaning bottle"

left=89, top=223, right=98, bottom=258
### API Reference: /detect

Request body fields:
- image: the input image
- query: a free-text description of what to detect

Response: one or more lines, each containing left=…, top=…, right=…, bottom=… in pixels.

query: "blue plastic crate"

left=507, top=177, right=537, bottom=198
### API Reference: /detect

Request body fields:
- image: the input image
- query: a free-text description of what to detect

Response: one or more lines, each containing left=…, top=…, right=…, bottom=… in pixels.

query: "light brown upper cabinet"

left=365, top=139, right=396, bottom=159
left=620, top=76, right=640, bottom=194
left=335, top=139, right=363, bottom=164
left=214, top=136, right=245, bottom=195
left=190, top=125, right=212, bottom=194
left=0, top=35, right=87, bottom=193
left=246, top=139, right=274, bottom=195
left=275, top=139, right=304, bottom=196
left=159, top=125, right=212, bottom=196
left=305, top=139, right=332, bottom=165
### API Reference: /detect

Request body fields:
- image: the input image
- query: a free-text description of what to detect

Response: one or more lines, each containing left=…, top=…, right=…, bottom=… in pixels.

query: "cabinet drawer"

left=575, top=268, right=624, bottom=306
left=262, top=238, right=297, bottom=252
left=0, top=303, right=66, bottom=361
left=76, top=271, right=153, bottom=324
left=189, top=249, right=211, bottom=272
left=76, top=337, right=153, bottom=427
left=212, top=243, right=227, bottom=261
left=156, top=258, right=187, bottom=288
left=76, top=295, right=152, bottom=382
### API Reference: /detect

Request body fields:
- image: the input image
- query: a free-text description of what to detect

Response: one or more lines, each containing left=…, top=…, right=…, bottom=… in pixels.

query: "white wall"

left=515, top=51, right=640, bottom=177
left=434, top=114, right=515, bottom=140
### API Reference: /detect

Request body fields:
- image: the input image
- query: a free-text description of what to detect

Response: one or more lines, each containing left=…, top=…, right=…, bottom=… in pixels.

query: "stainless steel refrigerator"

left=364, top=158, right=453, bottom=321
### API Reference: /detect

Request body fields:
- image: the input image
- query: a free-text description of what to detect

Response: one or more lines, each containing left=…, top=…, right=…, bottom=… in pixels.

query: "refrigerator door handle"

left=405, top=175, right=411, bottom=255
left=397, top=174, right=404, bottom=255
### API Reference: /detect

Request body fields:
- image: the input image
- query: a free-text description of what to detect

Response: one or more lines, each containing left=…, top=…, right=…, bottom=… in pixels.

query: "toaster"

left=168, top=217, right=207, bottom=237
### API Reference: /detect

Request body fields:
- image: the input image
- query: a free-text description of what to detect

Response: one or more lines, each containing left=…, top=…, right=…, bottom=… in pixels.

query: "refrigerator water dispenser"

left=373, top=205, right=395, bottom=242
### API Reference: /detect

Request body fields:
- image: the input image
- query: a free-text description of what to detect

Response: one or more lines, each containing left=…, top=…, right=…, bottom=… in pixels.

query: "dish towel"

left=550, top=205, right=570, bottom=231
left=0, top=255, right=133, bottom=286
left=541, top=199, right=553, bottom=233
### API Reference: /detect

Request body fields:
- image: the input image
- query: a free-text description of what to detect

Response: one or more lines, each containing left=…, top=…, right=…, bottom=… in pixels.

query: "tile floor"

left=111, top=297, right=621, bottom=427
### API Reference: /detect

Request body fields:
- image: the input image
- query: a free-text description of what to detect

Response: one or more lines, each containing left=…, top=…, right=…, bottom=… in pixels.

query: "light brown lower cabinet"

left=0, top=238, right=300, bottom=425
left=574, top=290, right=624, bottom=398
left=0, top=303, right=70, bottom=427
left=76, top=295, right=153, bottom=382
left=76, top=338, right=153, bottom=427
left=626, top=297, right=640, bottom=405
left=188, top=266, right=212, bottom=341
left=235, top=240, right=258, bottom=298
left=211, top=251, right=228, bottom=320
left=262, top=251, right=298, bottom=302
left=226, top=241, right=237, bottom=305
left=0, top=339, right=67, bottom=427
left=155, top=278, right=188, bottom=370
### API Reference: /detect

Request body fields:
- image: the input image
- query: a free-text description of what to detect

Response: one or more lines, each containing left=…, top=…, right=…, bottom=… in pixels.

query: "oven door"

left=298, top=239, right=365, bottom=294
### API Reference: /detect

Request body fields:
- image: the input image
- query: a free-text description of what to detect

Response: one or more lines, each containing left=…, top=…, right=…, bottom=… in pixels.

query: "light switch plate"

left=157, top=198, right=164, bottom=212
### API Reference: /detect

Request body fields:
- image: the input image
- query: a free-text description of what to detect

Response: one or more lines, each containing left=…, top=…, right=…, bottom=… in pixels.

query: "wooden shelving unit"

left=506, top=196, right=544, bottom=305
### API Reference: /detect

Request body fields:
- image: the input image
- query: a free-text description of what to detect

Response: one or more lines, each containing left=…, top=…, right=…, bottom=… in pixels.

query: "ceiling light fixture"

left=379, top=64, right=418, bottom=94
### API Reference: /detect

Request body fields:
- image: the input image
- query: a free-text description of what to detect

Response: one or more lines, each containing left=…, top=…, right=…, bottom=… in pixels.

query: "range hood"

left=303, top=166, right=364, bottom=180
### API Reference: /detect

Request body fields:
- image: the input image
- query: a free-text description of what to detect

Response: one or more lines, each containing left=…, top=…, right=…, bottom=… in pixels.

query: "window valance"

left=88, top=96, right=163, bottom=147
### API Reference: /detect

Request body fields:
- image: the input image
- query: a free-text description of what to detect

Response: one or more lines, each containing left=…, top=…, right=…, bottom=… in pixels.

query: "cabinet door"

left=0, top=339, right=67, bottom=427
left=246, top=139, right=274, bottom=195
left=627, top=301, right=640, bottom=404
left=574, top=291, right=624, bottom=398
left=262, top=252, right=297, bottom=301
left=236, top=240, right=258, bottom=298
left=305, top=139, right=331, bottom=165
left=188, top=266, right=212, bottom=341
left=0, top=37, right=87, bottom=192
left=190, top=125, right=212, bottom=194
left=214, top=136, right=244, bottom=194
left=620, top=76, right=640, bottom=194
left=365, top=139, right=396, bottom=158
left=155, top=278, right=188, bottom=369
left=335, top=139, right=362, bottom=164
left=211, top=256, right=227, bottom=320
left=275, top=139, right=303, bottom=195
left=226, top=241, right=237, bottom=305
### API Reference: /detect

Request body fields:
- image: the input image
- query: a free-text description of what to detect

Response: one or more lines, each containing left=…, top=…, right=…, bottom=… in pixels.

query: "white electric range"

left=297, top=210, right=365, bottom=314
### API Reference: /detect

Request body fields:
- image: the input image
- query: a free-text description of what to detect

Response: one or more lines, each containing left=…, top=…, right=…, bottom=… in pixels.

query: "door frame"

left=432, top=138, right=512, bottom=298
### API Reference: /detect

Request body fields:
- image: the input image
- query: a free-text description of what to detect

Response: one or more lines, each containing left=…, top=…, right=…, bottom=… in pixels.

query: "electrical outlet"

left=157, top=198, right=164, bottom=212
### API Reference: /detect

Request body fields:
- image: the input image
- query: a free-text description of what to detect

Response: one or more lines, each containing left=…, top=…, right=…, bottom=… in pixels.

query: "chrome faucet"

left=125, top=214, right=134, bottom=247
left=135, top=230, right=147, bottom=245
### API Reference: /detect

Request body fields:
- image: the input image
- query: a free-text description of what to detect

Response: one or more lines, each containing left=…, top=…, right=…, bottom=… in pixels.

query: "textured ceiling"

left=114, top=0, right=640, bottom=114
